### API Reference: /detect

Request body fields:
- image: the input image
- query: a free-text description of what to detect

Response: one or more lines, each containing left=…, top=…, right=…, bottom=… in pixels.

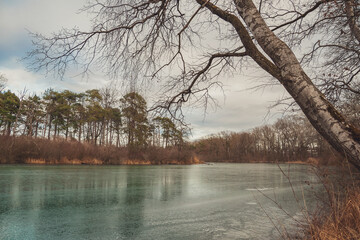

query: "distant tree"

left=0, top=74, right=7, bottom=92
left=153, top=117, right=174, bottom=148
left=22, top=95, right=43, bottom=137
left=0, top=91, right=20, bottom=136
left=152, top=116, right=186, bottom=148
left=99, top=83, right=120, bottom=145
left=12, top=89, right=28, bottom=137
left=109, top=107, right=122, bottom=147
left=60, top=90, right=82, bottom=140
left=85, top=89, right=104, bottom=145
left=121, top=92, right=149, bottom=156
left=72, top=94, right=86, bottom=142
left=42, top=89, right=58, bottom=139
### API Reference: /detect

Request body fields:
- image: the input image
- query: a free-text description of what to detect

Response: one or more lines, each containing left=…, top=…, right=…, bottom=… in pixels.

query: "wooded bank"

left=0, top=135, right=199, bottom=165
left=0, top=88, right=201, bottom=164
left=194, top=95, right=359, bottom=165
left=1, top=88, right=358, bottom=165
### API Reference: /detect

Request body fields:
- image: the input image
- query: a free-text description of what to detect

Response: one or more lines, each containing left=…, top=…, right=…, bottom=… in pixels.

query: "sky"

left=0, top=0, right=290, bottom=140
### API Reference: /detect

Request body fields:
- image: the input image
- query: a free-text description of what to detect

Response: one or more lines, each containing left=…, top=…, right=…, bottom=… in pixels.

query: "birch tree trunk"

left=234, top=0, right=360, bottom=168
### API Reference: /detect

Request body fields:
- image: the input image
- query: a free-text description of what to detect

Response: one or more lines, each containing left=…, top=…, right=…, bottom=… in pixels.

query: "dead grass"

left=305, top=185, right=360, bottom=240
left=271, top=164, right=360, bottom=240
left=0, top=135, right=198, bottom=165
left=24, top=157, right=103, bottom=165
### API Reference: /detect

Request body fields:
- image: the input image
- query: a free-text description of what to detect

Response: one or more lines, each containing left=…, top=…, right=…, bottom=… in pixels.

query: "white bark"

left=233, top=0, right=360, bottom=167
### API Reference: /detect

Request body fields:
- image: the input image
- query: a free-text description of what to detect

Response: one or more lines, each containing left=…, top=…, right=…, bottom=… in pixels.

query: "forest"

left=194, top=92, right=360, bottom=165
left=1, top=83, right=358, bottom=166
left=0, top=86, right=198, bottom=164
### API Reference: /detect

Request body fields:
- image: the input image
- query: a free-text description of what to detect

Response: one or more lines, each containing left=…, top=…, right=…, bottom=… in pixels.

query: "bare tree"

left=292, top=0, right=360, bottom=102
left=12, top=88, right=28, bottom=137
left=27, top=0, right=360, bottom=168
left=0, top=73, right=7, bottom=92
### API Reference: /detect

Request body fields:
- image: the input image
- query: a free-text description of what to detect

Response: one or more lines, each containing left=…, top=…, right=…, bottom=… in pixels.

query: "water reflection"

left=121, top=169, right=145, bottom=238
left=0, top=164, right=322, bottom=240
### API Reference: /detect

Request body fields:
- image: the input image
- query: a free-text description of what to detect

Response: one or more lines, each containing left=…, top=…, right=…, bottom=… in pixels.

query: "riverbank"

left=280, top=163, right=360, bottom=240
left=0, top=135, right=201, bottom=165
left=23, top=156, right=204, bottom=165
left=303, top=185, right=360, bottom=239
left=196, top=156, right=344, bottom=167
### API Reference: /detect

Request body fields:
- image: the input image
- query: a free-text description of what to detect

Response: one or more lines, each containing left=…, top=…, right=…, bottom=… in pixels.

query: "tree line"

left=0, top=87, right=186, bottom=156
left=194, top=93, right=360, bottom=164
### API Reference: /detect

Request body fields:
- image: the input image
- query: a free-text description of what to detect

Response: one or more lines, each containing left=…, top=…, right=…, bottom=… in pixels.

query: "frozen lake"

left=0, top=163, right=322, bottom=239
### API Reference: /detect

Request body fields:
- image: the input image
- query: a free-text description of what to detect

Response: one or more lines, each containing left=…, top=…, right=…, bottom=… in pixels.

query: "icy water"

left=0, top=163, right=322, bottom=240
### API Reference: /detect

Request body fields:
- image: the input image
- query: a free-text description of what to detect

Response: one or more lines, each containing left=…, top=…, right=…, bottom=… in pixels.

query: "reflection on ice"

left=0, top=163, right=322, bottom=240
left=245, top=187, right=275, bottom=191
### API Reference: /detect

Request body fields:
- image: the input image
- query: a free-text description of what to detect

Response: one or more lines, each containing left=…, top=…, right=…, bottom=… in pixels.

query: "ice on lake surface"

left=0, top=163, right=322, bottom=240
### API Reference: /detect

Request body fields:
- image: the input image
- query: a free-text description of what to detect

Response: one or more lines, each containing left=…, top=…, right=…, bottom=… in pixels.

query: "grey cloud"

left=1, top=0, right=290, bottom=141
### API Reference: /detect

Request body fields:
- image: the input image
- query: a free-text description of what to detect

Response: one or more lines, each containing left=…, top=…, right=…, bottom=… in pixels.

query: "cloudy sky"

left=0, top=0, right=289, bottom=140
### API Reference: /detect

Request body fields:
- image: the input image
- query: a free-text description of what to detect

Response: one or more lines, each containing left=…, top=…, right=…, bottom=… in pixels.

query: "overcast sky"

left=0, top=0, right=290, bottom=140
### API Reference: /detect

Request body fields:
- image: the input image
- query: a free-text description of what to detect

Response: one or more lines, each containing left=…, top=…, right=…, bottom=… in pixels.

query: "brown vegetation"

left=193, top=114, right=345, bottom=166
left=305, top=185, right=360, bottom=240
left=0, top=135, right=199, bottom=165
left=272, top=166, right=360, bottom=240
left=274, top=164, right=360, bottom=240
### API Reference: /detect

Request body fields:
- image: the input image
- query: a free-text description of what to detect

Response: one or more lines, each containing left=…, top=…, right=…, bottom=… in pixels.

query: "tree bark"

left=345, top=0, right=360, bottom=44
left=13, top=99, right=23, bottom=137
left=65, top=119, right=69, bottom=140
left=54, top=122, right=57, bottom=140
left=78, top=122, right=82, bottom=143
left=6, top=122, right=11, bottom=136
left=234, top=0, right=360, bottom=168
left=47, top=116, right=52, bottom=140
left=35, top=122, right=38, bottom=138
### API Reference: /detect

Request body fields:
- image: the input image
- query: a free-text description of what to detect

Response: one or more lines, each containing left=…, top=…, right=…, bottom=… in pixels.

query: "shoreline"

left=201, top=157, right=339, bottom=167
left=3, top=160, right=311, bottom=166
left=18, top=157, right=205, bottom=166
left=1, top=157, right=338, bottom=167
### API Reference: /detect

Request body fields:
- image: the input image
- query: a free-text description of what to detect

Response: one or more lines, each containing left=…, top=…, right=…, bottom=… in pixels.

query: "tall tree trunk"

left=1, top=122, right=5, bottom=136
left=93, top=122, right=97, bottom=145
left=109, top=121, right=112, bottom=146
left=43, top=113, right=48, bottom=138
left=116, top=130, right=120, bottom=148
left=65, top=119, right=69, bottom=140
left=54, top=122, right=57, bottom=141
left=101, top=119, right=106, bottom=146
left=78, top=122, right=82, bottom=143
left=27, top=112, right=34, bottom=137
left=13, top=100, right=23, bottom=137
left=82, top=124, right=86, bottom=142
left=86, top=123, right=91, bottom=143
left=233, top=0, right=360, bottom=168
left=6, top=122, right=11, bottom=136
left=47, top=116, right=52, bottom=140
left=35, top=122, right=38, bottom=138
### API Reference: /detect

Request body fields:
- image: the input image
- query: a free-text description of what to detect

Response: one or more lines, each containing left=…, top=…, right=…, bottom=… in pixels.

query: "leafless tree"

left=12, top=88, right=28, bottom=137
left=0, top=73, right=7, bottom=92
left=296, top=0, right=360, bottom=102
left=26, top=0, right=360, bottom=168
